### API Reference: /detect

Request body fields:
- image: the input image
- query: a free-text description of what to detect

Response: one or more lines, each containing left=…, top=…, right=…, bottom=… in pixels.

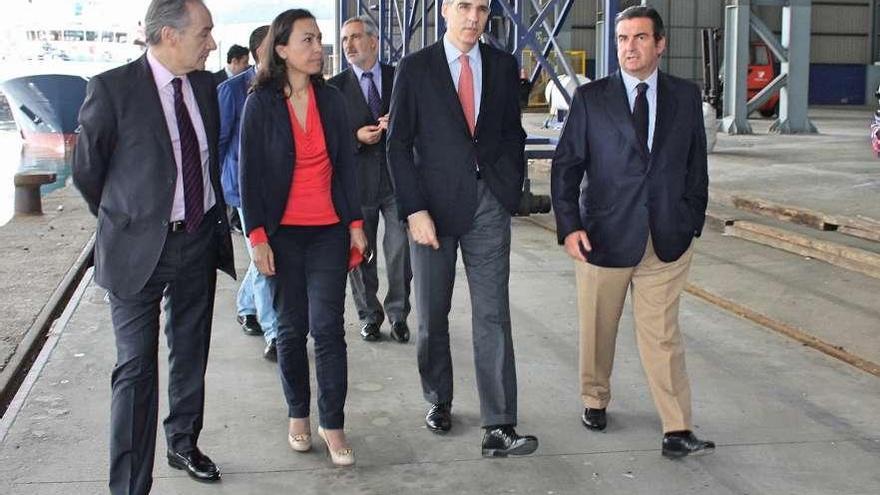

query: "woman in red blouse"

left=239, top=9, right=367, bottom=467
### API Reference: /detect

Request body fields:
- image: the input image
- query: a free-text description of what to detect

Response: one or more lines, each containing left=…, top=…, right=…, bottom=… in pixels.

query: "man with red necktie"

left=387, top=0, right=538, bottom=457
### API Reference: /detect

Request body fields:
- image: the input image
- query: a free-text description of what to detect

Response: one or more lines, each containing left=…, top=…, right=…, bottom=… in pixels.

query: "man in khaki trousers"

left=550, top=5, right=714, bottom=458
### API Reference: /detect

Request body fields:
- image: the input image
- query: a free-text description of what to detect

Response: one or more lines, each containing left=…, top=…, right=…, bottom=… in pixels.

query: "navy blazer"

left=239, top=82, right=363, bottom=238
left=218, top=65, right=255, bottom=207
left=73, top=55, right=235, bottom=295
left=327, top=63, right=394, bottom=207
left=387, top=41, right=526, bottom=237
left=551, top=70, right=709, bottom=268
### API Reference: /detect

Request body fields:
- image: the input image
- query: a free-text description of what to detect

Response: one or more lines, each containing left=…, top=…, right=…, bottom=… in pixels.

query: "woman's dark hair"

left=615, top=5, right=665, bottom=41
left=252, top=9, right=324, bottom=95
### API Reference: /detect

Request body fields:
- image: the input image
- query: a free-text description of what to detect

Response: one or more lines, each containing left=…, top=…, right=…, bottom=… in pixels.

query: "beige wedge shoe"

left=288, top=418, right=312, bottom=452
left=288, top=432, right=312, bottom=452
left=317, top=426, right=354, bottom=467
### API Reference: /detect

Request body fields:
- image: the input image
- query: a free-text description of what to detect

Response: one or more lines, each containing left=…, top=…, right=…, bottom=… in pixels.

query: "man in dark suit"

left=329, top=16, right=412, bottom=344
left=212, top=44, right=248, bottom=86
left=551, top=5, right=714, bottom=458
left=72, top=1, right=235, bottom=492
left=387, top=0, right=538, bottom=457
left=218, top=25, right=278, bottom=360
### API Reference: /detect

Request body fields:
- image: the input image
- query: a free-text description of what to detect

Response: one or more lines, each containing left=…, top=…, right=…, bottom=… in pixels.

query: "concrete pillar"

left=771, top=0, right=818, bottom=134
left=721, top=0, right=753, bottom=134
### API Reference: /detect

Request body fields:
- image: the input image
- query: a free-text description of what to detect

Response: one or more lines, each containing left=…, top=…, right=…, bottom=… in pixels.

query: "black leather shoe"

left=389, top=321, right=410, bottom=343
left=360, top=322, right=381, bottom=342
left=481, top=425, right=539, bottom=457
left=662, top=431, right=715, bottom=458
left=581, top=407, right=607, bottom=431
left=228, top=209, right=243, bottom=235
left=425, top=402, right=452, bottom=433
left=263, top=338, right=277, bottom=362
left=167, top=447, right=221, bottom=482
left=237, top=314, right=263, bottom=336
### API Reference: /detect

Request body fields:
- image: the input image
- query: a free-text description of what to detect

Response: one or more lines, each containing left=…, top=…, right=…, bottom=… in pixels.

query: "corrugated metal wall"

left=650, top=0, right=725, bottom=81
left=809, top=0, right=870, bottom=64
left=753, top=0, right=871, bottom=65
left=569, top=0, right=597, bottom=66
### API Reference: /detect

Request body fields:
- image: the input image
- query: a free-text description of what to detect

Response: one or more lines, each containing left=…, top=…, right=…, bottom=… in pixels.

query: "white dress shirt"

left=147, top=49, right=216, bottom=222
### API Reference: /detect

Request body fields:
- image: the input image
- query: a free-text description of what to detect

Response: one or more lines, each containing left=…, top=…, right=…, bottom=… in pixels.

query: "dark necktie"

left=633, top=82, right=649, bottom=151
left=361, top=71, right=382, bottom=120
left=171, top=77, right=204, bottom=233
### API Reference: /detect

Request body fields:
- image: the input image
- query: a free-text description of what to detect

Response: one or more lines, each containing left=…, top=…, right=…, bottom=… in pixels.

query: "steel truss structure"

left=722, top=0, right=817, bottom=134
left=337, top=0, right=578, bottom=105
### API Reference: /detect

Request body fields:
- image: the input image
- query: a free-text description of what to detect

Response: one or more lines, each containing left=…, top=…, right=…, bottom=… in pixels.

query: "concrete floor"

left=0, top=217, right=878, bottom=494
left=1, top=106, right=878, bottom=494
left=707, top=108, right=879, bottom=220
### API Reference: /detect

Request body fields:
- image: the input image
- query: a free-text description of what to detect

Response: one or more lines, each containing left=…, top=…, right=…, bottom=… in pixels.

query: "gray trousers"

left=410, top=181, right=518, bottom=427
left=107, top=209, right=219, bottom=495
left=349, top=191, right=412, bottom=325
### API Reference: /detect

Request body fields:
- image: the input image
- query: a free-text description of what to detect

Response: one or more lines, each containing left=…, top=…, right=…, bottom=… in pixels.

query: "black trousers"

left=107, top=208, right=220, bottom=495
left=272, top=224, right=350, bottom=429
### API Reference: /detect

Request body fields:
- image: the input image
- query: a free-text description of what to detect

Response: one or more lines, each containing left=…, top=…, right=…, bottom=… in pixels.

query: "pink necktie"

left=457, top=54, right=475, bottom=136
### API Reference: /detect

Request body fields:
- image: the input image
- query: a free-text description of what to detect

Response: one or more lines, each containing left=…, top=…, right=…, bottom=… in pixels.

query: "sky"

left=0, top=0, right=334, bottom=25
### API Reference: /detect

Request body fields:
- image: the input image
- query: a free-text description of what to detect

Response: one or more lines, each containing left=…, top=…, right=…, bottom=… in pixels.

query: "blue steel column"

left=436, top=0, right=445, bottom=41
left=403, top=0, right=412, bottom=56
left=338, top=0, right=349, bottom=71
left=422, top=0, right=429, bottom=46
left=595, top=0, right=620, bottom=79
left=378, top=0, right=386, bottom=61
left=771, top=0, right=818, bottom=134
left=721, top=0, right=753, bottom=134
left=513, top=0, right=521, bottom=54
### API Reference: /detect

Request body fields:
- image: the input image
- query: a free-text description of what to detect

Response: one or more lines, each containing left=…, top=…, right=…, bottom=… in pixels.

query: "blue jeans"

left=236, top=208, right=278, bottom=342
left=272, top=224, right=349, bottom=428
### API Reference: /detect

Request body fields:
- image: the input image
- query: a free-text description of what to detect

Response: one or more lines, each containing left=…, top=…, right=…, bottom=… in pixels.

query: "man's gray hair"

left=144, top=0, right=200, bottom=46
left=342, top=15, right=379, bottom=39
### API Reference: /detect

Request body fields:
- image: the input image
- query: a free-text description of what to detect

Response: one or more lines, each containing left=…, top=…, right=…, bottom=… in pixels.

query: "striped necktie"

left=361, top=71, right=382, bottom=120
left=171, top=77, right=204, bottom=233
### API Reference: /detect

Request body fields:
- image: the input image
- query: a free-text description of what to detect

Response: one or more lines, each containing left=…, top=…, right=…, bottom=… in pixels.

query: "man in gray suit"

left=329, top=16, right=412, bottom=344
left=72, top=1, right=234, bottom=492
left=387, top=0, right=537, bottom=456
